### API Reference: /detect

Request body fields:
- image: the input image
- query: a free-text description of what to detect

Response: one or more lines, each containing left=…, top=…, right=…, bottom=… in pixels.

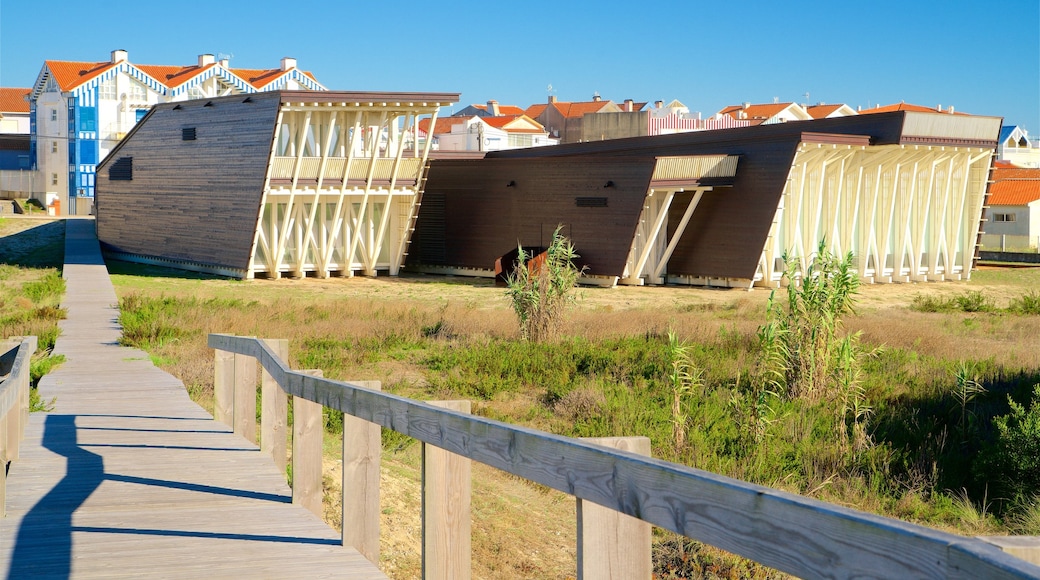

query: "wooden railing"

left=0, top=336, right=37, bottom=517
left=209, top=333, right=1040, bottom=579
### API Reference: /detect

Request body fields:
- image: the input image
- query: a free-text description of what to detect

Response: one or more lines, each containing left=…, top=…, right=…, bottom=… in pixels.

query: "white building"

left=30, top=49, right=326, bottom=214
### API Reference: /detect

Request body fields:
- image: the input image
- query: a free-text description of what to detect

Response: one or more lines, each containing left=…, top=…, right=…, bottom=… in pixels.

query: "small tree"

left=505, top=225, right=582, bottom=342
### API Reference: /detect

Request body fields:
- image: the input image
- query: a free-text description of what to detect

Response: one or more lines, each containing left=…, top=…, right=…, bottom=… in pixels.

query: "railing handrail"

left=208, top=333, right=1040, bottom=579
left=0, top=336, right=36, bottom=422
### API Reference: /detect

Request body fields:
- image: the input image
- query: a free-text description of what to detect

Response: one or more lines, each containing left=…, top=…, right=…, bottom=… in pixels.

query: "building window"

left=993, top=213, right=1017, bottom=222
left=187, top=86, right=204, bottom=100
left=129, top=79, right=148, bottom=101
left=51, top=141, right=58, bottom=154
left=51, top=173, right=58, bottom=186
left=507, top=134, right=534, bottom=148
left=182, top=127, right=197, bottom=141
left=109, top=157, right=133, bottom=180
left=50, top=109, right=57, bottom=122
left=98, top=78, right=116, bottom=100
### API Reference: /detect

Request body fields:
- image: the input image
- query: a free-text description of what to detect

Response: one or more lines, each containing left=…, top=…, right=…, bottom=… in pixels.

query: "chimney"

left=948, top=105, right=955, bottom=114
left=936, top=103, right=942, bottom=112
left=111, top=49, right=128, bottom=63
left=742, top=102, right=751, bottom=110
left=624, top=98, right=633, bottom=112
left=656, top=100, right=664, bottom=109
left=857, top=105, right=862, bottom=112
left=281, top=57, right=297, bottom=71
left=548, top=95, right=557, bottom=104
left=487, top=100, right=500, bottom=116
left=219, top=58, right=230, bottom=68
left=198, top=54, right=215, bottom=66
left=592, top=92, right=601, bottom=102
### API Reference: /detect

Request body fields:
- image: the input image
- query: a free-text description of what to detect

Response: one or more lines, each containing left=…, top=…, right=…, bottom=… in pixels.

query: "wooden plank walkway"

left=0, top=219, right=386, bottom=579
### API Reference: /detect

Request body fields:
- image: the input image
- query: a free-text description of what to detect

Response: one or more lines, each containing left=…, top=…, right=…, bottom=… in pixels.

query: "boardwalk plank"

left=0, top=219, right=385, bottom=579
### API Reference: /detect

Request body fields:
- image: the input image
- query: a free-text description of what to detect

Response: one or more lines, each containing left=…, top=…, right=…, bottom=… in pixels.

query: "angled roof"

left=718, top=102, right=812, bottom=124
left=137, top=63, right=214, bottom=89
left=805, top=104, right=851, bottom=119
left=859, top=102, right=968, bottom=116
left=525, top=103, right=549, bottom=118
left=481, top=114, right=546, bottom=133
left=547, top=100, right=621, bottom=119
left=418, top=116, right=468, bottom=136
left=471, top=103, right=527, bottom=116
left=44, top=60, right=119, bottom=91
left=992, top=167, right=1040, bottom=180
left=0, top=88, right=31, bottom=113
left=988, top=179, right=1040, bottom=206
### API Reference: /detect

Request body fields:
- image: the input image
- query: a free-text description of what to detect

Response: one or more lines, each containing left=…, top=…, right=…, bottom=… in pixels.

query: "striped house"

left=30, top=49, right=325, bottom=215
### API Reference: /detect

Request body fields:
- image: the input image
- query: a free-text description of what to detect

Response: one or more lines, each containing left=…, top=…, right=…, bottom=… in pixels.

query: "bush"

left=505, top=225, right=582, bottom=342
left=1009, top=291, right=1040, bottom=315
left=975, top=384, right=1040, bottom=501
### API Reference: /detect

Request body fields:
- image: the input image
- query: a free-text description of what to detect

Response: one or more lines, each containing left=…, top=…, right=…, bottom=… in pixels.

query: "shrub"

left=975, top=384, right=1040, bottom=501
left=955, top=291, right=994, bottom=313
left=505, top=225, right=582, bottom=342
left=1009, top=291, right=1040, bottom=315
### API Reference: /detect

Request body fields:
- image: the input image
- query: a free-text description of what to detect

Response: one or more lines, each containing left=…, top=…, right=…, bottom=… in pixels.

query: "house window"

left=50, top=109, right=57, bottom=122
left=109, top=157, right=133, bottom=181
left=51, top=141, right=58, bottom=154
left=187, top=86, right=204, bottom=100
left=51, top=173, right=58, bottom=186
left=98, top=78, right=116, bottom=100
left=993, top=213, right=1017, bottom=222
left=129, top=79, right=148, bottom=101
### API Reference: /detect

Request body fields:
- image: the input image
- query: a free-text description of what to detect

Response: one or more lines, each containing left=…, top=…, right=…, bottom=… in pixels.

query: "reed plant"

left=505, top=225, right=583, bottom=342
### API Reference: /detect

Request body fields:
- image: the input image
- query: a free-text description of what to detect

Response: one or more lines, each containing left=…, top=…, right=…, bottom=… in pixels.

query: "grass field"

left=5, top=217, right=1040, bottom=578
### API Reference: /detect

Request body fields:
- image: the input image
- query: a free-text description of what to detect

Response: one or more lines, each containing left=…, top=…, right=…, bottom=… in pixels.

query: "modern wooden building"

left=410, top=111, right=1002, bottom=287
left=96, top=90, right=459, bottom=278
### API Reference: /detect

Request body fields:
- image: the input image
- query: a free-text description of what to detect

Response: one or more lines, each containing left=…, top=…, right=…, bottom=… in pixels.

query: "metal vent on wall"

left=182, top=127, right=197, bottom=141
left=575, top=196, right=608, bottom=208
left=110, top=157, right=133, bottom=181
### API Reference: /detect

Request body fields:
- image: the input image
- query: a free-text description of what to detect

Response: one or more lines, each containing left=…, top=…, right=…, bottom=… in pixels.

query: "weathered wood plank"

left=342, top=380, right=382, bottom=563
left=577, top=436, right=652, bottom=580
left=210, top=332, right=1040, bottom=580
left=261, top=338, right=289, bottom=475
left=422, top=400, right=471, bottom=580
left=234, top=349, right=258, bottom=443
left=213, top=349, right=234, bottom=428
left=293, top=369, right=324, bottom=517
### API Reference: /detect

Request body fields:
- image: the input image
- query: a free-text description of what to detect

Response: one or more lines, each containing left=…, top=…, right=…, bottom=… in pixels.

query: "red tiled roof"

left=553, top=100, right=615, bottom=118
left=525, top=103, right=548, bottom=118
left=805, top=104, right=844, bottom=119
left=992, top=167, right=1040, bottom=181
left=136, top=64, right=215, bottom=89
left=0, top=88, right=31, bottom=113
left=44, top=60, right=118, bottom=91
left=858, top=103, right=968, bottom=115
left=473, top=103, right=526, bottom=116
left=718, top=102, right=793, bottom=121
left=993, top=160, right=1016, bottom=168
left=481, top=115, right=545, bottom=133
left=988, top=179, right=1040, bottom=206
left=418, top=117, right=467, bottom=136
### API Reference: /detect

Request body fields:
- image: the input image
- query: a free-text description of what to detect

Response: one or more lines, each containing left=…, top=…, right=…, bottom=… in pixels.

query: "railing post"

left=293, top=369, right=324, bottom=517
left=261, top=338, right=289, bottom=474
left=214, top=348, right=235, bottom=428
left=342, top=380, right=382, bottom=563
left=234, top=346, right=258, bottom=443
left=422, top=400, right=471, bottom=580
left=979, top=536, right=1040, bottom=567
left=577, top=436, right=652, bottom=580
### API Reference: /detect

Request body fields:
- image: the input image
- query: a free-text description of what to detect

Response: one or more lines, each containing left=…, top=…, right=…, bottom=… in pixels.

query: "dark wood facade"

left=96, top=92, right=282, bottom=274
left=412, top=112, right=1001, bottom=283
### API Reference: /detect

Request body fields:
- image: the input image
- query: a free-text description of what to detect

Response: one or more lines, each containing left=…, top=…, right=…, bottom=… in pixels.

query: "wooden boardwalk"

left=0, top=219, right=385, bottom=579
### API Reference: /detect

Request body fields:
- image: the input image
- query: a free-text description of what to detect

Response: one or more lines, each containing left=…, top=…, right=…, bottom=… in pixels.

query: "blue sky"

left=2, top=0, right=1037, bottom=129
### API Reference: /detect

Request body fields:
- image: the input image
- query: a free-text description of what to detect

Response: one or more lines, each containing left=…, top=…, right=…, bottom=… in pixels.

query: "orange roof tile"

left=718, top=102, right=793, bottom=121
left=858, top=102, right=968, bottom=115
left=988, top=179, right=1040, bottom=205
left=0, top=88, right=31, bottom=113
left=525, top=103, right=548, bottom=118
left=136, top=64, right=214, bottom=89
left=554, top=100, right=615, bottom=118
left=418, top=117, right=467, bottom=136
left=993, top=160, right=1016, bottom=168
left=472, top=103, right=526, bottom=116
left=805, top=104, right=844, bottom=119
left=481, top=115, right=545, bottom=133
left=993, top=167, right=1040, bottom=181
left=44, top=60, right=118, bottom=91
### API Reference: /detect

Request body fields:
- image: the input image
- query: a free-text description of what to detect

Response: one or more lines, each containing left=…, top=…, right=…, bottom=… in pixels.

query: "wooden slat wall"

left=412, top=157, right=655, bottom=276
left=95, top=93, right=282, bottom=272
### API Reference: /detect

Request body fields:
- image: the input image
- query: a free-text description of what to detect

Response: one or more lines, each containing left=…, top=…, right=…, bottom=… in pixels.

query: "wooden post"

left=342, top=380, right=382, bottom=563
left=293, top=369, right=324, bottom=517
left=577, top=436, right=652, bottom=580
left=422, top=400, right=471, bottom=580
left=0, top=409, right=8, bottom=518
left=261, top=338, right=289, bottom=475
left=234, top=351, right=258, bottom=443
left=213, top=348, right=235, bottom=427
